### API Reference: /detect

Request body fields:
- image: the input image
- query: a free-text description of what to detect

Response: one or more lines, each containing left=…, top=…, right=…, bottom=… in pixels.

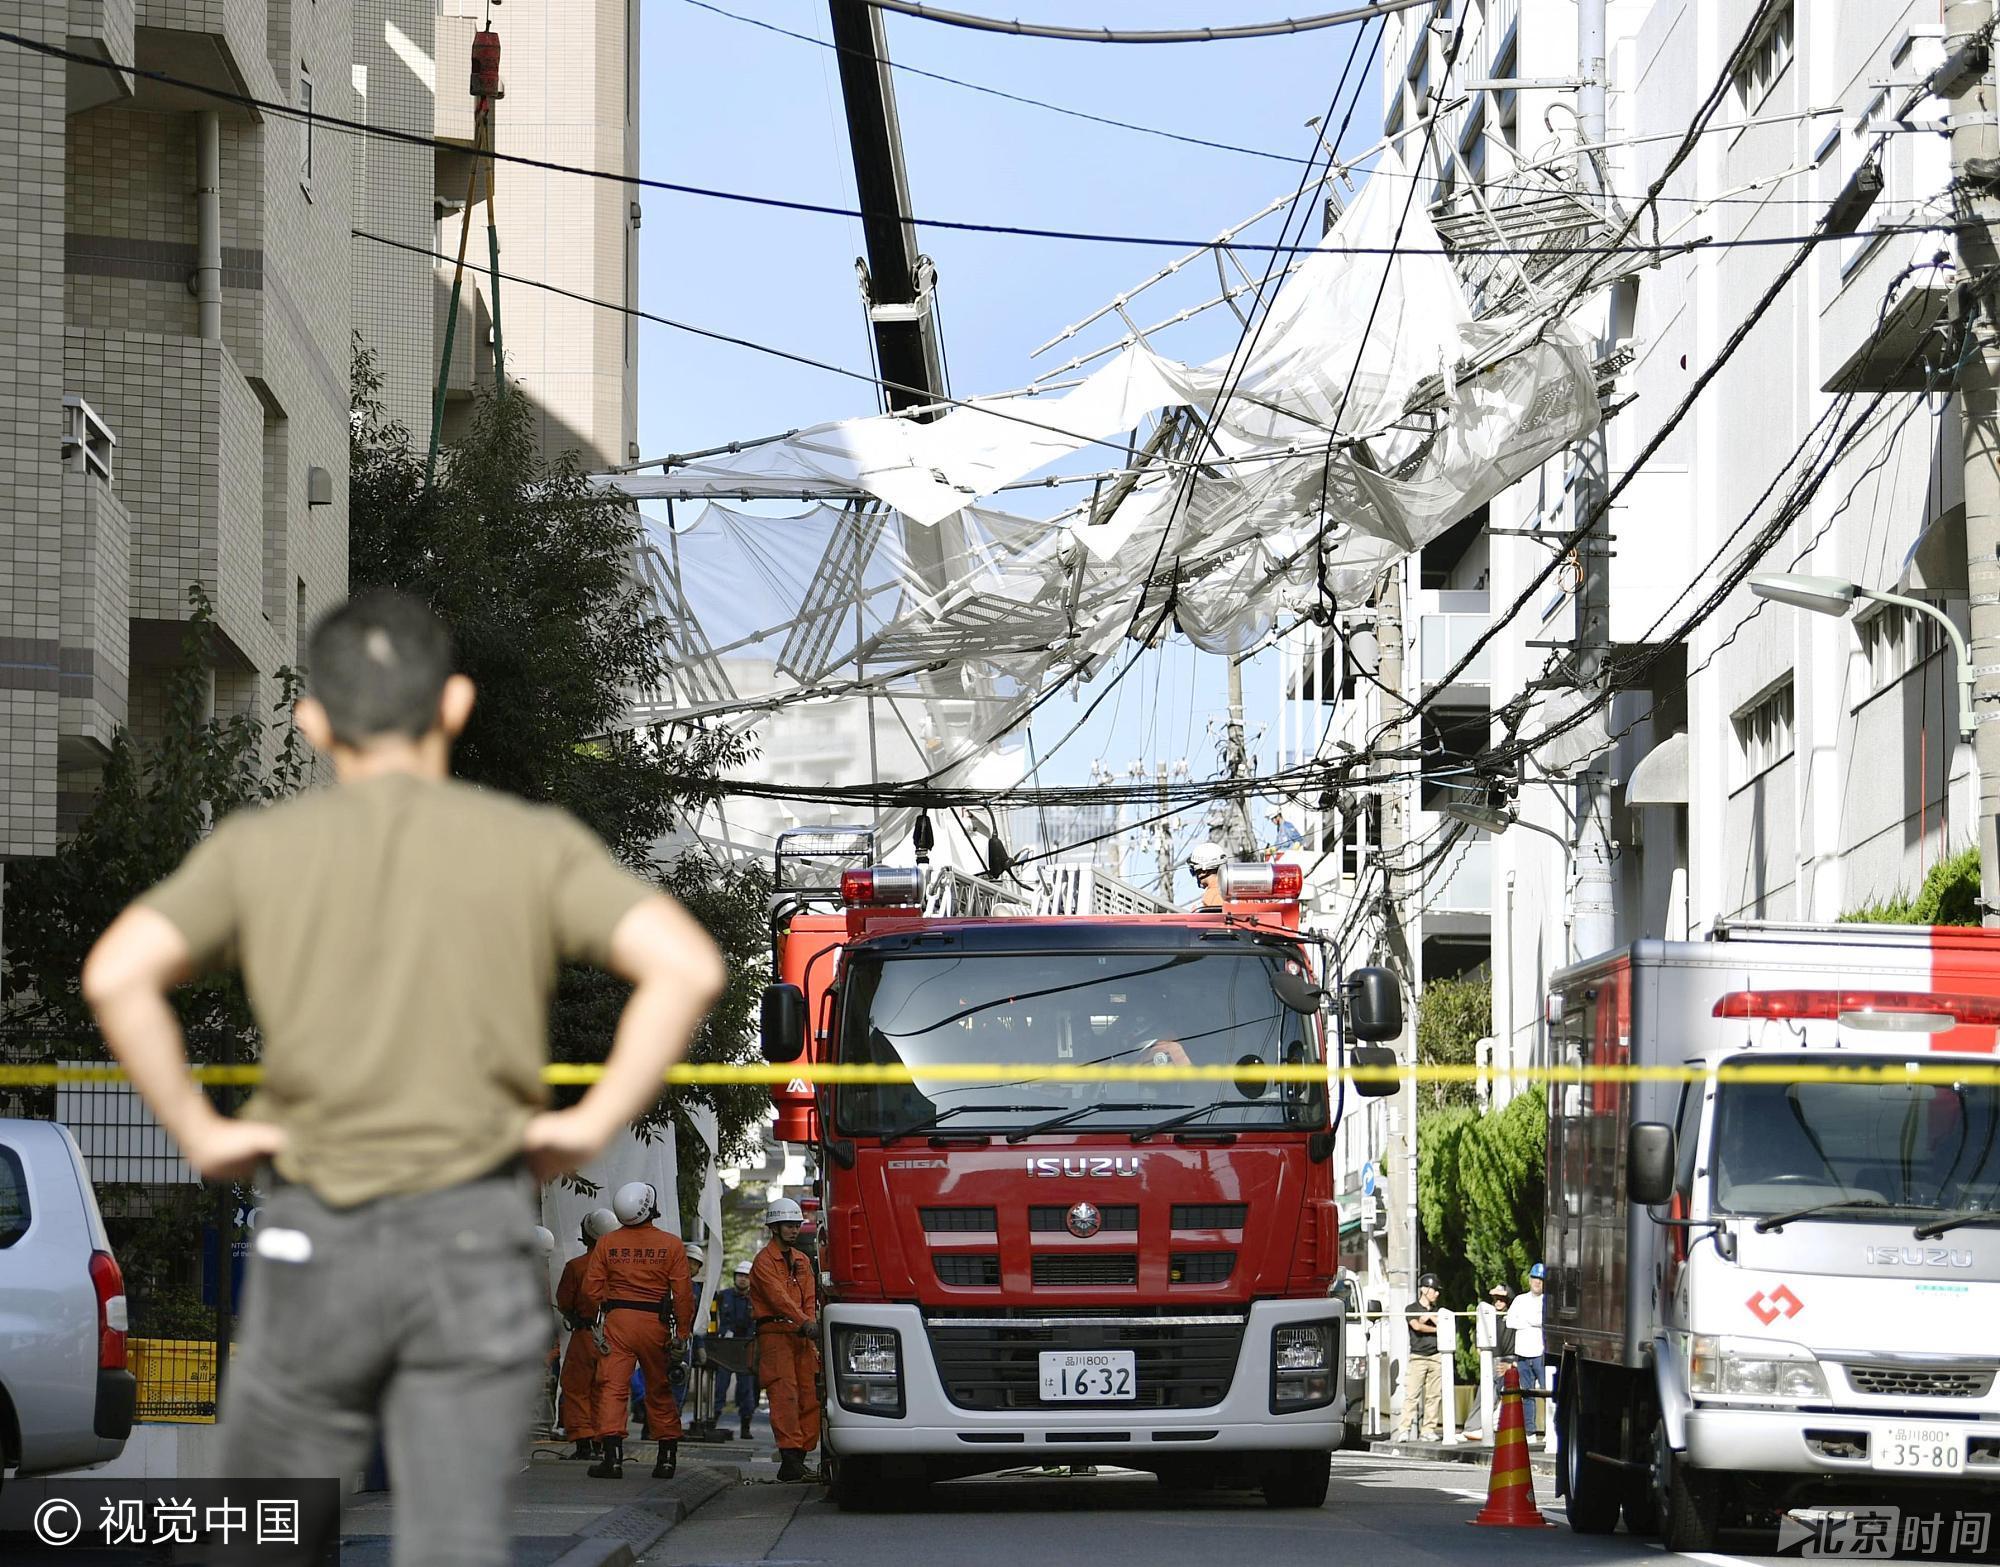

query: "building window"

left=300, top=65, right=314, bottom=188
left=1856, top=603, right=1944, bottom=698
left=1733, top=679, right=1794, bottom=785
left=1733, top=3, right=1793, bottom=114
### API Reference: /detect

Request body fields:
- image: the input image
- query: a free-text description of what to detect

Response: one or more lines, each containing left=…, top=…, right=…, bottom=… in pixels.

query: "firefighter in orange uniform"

left=750, top=1197, right=821, bottom=1482
left=581, top=1182, right=695, bottom=1480
left=556, top=1207, right=619, bottom=1460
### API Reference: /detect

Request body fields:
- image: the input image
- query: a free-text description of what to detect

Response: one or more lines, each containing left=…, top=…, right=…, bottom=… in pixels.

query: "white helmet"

left=684, top=1240, right=707, bottom=1268
left=733, top=1258, right=752, bottom=1277
left=1187, top=841, right=1226, bottom=875
left=583, top=1207, right=620, bottom=1241
left=764, top=1197, right=805, bottom=1226
left=531, top=1226, right=555, bottom=1257
left=612, top=1181, right=660, bottom=1226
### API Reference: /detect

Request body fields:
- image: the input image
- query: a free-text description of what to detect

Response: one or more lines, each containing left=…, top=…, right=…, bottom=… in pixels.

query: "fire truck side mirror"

left=1347, top=1044, right=1399, bottom=1098
left=1346, top=967, right=1402, bottom=1042
left=1271, top=967, right=1322, bottom=1015
left=761, top=983, right=807, bottom=1064
left=1627, top=1121, right=1676, bottom=1207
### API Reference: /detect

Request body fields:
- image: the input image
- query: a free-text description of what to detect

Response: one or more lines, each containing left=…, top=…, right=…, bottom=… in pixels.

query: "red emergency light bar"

left=840, top=865, right=924, bottom=907
left=1712, top=990, right=2000, bottom=1027
left=1220, top=862, right=1303, bottom=902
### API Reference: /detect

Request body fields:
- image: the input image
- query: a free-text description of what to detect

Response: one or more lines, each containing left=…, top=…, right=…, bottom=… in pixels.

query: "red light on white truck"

left=1711, top=989, right=2000, bottom=1030
left=840, top=866, right=923, bottom=907
left=1219, top=862, right=1302, bottom=902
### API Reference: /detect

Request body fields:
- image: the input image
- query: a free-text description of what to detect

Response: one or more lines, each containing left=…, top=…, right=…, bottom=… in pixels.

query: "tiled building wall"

left=2, top=2, right=74, bottom=859
left=444, top=0, right=637, bottom=469
left=352, top=0, right=438, bottom=436
left=58, top=471, right=131, bottom=754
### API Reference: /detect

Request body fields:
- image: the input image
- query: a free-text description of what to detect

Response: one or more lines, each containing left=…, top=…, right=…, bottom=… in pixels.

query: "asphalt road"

left=637, top=1452, right=1800, bottom=1567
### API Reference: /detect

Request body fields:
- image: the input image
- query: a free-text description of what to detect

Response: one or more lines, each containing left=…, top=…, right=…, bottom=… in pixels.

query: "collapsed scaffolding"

left=601, top=144, right=1622, bottom=871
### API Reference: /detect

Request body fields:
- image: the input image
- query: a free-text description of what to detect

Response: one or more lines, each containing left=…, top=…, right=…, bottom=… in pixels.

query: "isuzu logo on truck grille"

left=1066, top=1202, right=1103, bottom=1237
left=1865, top=1246, right=1974, bottom=1268
left=1026, top=1156, right=1141, bottom=1178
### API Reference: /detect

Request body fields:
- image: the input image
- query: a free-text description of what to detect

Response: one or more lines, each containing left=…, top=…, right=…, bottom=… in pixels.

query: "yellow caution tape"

left=5, top=1060, right=2000, bottom=1088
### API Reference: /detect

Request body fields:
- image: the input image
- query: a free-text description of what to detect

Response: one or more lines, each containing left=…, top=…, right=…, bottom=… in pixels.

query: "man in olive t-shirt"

left=83, top=590, right=727, bottom=1566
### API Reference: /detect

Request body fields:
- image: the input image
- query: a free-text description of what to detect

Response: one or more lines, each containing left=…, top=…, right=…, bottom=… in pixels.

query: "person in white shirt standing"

left=1504, top=1262, right=1547, bottom=1440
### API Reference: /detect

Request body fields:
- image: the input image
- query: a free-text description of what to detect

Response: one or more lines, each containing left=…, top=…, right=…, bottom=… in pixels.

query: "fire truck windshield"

left=1708, top=1061, right=2000, bottom=1225
left=835, top=949, right=1325, bottom=1139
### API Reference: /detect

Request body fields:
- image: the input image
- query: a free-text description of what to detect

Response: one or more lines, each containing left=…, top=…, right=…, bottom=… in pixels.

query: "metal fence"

left=130, top=1338, right=232, bottom=1423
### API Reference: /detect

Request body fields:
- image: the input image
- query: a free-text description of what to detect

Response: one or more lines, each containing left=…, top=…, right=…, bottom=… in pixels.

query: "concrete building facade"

left=4, top=1, right=640, bottom=880
left=1274, top=0, right=1966, bottom=1378
left=4, top=0, right=357, bottom=865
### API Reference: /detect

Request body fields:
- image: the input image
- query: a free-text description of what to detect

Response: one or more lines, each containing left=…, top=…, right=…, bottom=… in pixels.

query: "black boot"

left=564, top=1439, right=598, bottom=1461
left=776, top=1448, right=807, bottom=1482
left=587, top=1437, right=625, bottom=1480
left=739, top=1413, right=752, bottom=1440
left=652, top=1440, right=678, bottom=1480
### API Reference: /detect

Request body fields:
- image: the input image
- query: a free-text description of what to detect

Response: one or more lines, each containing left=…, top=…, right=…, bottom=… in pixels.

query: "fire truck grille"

left=1032, top=1253, right=1139, bottom=1287
left=926, top=1314, right=1245, bottom=1411
left=1847, top=1364, right=1996, bottom=1399
left=921, top=1207, right=998, bottom=1233
left=934, top=1254, right=1001, bottom=1287
left=1029, top=1205, right=1139, bottom=1233
left=1170, top=1204, right=1248, bottom=1230
left=1170, top=1252, right=1236, bottom=1284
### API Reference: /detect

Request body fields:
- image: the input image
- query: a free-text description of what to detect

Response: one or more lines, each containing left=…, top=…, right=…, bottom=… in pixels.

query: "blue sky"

left=634, top=1, right=1388, bottom=859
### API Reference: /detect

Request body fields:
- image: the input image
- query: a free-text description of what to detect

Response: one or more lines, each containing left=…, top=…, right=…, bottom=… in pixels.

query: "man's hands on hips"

left=179, top=1109, right=287, bottom=1180
left=521, top=1104, right=620, bottom=1182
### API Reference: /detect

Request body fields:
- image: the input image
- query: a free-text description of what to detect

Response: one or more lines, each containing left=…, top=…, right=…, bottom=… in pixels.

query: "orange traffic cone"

left=1471, top=1364, right=1550, bottom=1528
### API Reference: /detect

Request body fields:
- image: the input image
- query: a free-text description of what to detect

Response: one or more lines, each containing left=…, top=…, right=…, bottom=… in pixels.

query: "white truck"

left=1543, top=922, right=2000, bottom=1550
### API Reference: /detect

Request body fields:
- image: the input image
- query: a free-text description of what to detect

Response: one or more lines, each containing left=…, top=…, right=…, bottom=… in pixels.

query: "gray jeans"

left=219, top=1168, right=550, bottom=1567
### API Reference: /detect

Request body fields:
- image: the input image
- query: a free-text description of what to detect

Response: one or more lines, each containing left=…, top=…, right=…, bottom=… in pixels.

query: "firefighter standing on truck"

left=581, top=1181, right=695, bottom=1481
left=750, top=1197, right=821, bottom=1482
left=555, top=1207, right=619, bottom=1461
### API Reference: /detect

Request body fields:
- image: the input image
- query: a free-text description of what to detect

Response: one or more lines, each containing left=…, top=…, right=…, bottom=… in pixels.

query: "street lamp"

left=1748, top=572, right=1974, bottom=741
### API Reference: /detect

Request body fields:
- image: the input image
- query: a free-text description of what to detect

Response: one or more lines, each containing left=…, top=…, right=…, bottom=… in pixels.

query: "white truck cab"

left=1544, top=925, right=2000, bottom=1551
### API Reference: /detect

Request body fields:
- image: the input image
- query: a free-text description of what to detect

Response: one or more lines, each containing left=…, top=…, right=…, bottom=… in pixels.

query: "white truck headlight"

left=834, top=1326, right=904, bottom=1418
left=1689, top=1335, right=1828, bottom=1401
left=842, top=1330, right=899, bottom=1375
left=1272, top=1321, right=1338, bottom=1412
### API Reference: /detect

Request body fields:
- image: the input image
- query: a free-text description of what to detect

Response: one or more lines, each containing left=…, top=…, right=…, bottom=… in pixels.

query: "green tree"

left=350, top=347, right=771, bottom=1196
left=2, top=588, right=306, bottom=1049
left=1415, top=1089, right=1546, bottom=1376
left=1416, top=971, right=1490, bottom=1112
left=1, top=588, right=306, bottom=1330
left=1837, top=847, right=1980, bottom=926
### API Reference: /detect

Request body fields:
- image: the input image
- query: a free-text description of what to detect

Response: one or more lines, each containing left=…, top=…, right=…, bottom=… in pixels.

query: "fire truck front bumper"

left=820, top=1301, right=1346, bottom=1457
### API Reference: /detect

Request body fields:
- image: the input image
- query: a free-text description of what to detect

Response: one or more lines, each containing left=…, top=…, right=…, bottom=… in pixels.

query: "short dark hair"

left=305, top=590, right=455, bottom=744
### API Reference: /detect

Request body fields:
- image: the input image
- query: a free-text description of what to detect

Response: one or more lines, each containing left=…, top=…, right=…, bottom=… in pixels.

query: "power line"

left=2, top=33, right=1955, bottom=262
left=857, top=0, right=1438, bottom=45
left=684, top=0, right=1315, bottom=166
left=688, top=1, right=1851, bottom=212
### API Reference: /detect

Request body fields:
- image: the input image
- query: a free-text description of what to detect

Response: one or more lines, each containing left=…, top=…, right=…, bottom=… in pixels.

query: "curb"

left=1363, top=1441, right=1556, bottom=1471
left=546, top=1464, right=738, bottom=1567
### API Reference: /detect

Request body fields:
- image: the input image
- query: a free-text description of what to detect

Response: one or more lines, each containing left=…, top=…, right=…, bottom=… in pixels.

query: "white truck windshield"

left=1710, top=1061, right=2000, bottom=1223
left=835, top=949, right=1324, bottom=1138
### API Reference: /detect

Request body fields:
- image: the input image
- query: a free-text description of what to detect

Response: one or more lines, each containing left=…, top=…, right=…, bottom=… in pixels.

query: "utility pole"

left=1373, top=570, right=1419, bottom=1298
left=1155, top=761, right=1177, bottom=898
left=1568, top=0, right=1617, bottom=961
left=1224, top=658, right=1259, bottom=857
left=1947, top=0, right=2000, bottom=923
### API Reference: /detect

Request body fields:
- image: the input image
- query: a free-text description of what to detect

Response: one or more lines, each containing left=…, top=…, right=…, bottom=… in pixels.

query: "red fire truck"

left=757, top=828, right=1400, bottom=1509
